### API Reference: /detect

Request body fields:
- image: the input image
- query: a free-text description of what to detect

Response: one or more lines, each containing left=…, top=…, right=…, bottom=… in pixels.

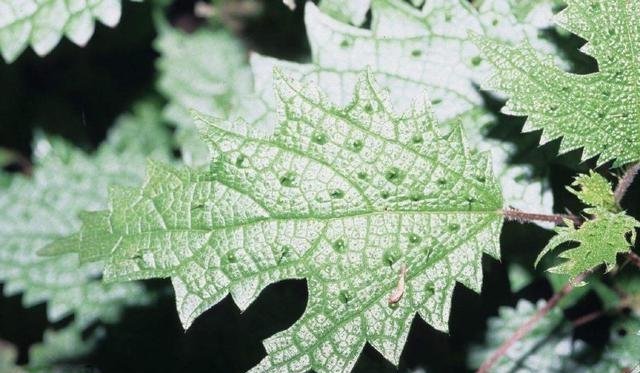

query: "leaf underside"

left=245, top=0, right=558, bottom=214
left=48, top=72, right=503, bottom=373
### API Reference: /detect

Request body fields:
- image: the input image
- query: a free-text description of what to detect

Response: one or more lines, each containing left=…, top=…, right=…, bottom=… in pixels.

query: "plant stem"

left=571, top=309, right=606, bottom=327
left=627, top=251, right=640, bottom=270
left=501, top=208, right=581, bottom=227
left=476, top=270, right=591, bottom=373
left=572, top=301, right=628, bottom=328
left=614, top=162, right=640, bottom=206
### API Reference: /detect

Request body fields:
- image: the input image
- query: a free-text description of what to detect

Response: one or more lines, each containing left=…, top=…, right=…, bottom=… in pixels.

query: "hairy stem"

left=501, top=208, right=581, bottom=227
left=476, top=270, right=591, bottom=373
left=614, top=163, right=640, bottom=206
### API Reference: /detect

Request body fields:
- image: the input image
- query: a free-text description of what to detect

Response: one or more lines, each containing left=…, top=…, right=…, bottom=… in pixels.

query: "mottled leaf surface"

left=474, top=0, right=640, bottom=166
left=49, top=72, right=503, bottom=373
left=154, top=0, right=558, bottom=212
left=245, top=0, right=558, bottom=214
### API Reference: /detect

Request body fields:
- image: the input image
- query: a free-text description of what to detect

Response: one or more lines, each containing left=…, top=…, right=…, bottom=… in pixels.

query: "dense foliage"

left=1, top=0, right=639, bottom=372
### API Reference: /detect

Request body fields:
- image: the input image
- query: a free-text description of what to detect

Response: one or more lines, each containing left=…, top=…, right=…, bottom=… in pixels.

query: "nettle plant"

left=2, top=0, right=640, bottom=372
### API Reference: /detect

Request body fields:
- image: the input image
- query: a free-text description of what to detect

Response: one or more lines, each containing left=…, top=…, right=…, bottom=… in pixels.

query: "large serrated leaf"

left=47, top=71, right=504, bottom=373
left=474, top=0, right=640, bottom=166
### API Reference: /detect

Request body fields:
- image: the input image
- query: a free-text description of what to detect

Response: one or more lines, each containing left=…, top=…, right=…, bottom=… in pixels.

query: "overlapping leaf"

left=156, top=0, right=559, bottom=212
left=0, top=102, right=171, bottom=326
left=155, top=21, right=252, bottom=165
left=48, top=71, right=503, bottom=372
left=474, top=0, right=640, bottom=166
left=244, top=0, right=559, bottom=213
left=0, top=0, right=141, bottom=63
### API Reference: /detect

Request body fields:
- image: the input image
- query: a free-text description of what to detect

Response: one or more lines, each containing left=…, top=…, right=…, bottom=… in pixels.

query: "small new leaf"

left=536, top=172, right=640, bottom=280
left=474, top=0, right=640, bottom=166
left=570, top=171, right=618, bottom=212
left=50, top=71, right=504, bottom=373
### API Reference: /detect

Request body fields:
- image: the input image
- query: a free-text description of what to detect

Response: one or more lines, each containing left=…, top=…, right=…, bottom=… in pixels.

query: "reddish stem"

left=614, top=163, right=640, bottom=206
left=626, top=251, right=640, bottom=270
left=501, top=208, right=581, bottom=227
left=572, top=309, right=606, bottom=327
left=476, top=270, right=591, bottom=373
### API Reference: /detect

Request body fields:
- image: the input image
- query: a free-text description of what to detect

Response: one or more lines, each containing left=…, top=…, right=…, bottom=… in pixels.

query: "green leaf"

left=536, top=172, right=640, bottom=280
left=49, top=71, right=503, bottom=372
left=507, top=263, right=534, bottom=293
left=473, top=0, right=640, bottom=166
left=244, top=0, right=560, bottom=215
left=251, top=0, right=560, bottom=127
left=468, top=299, right=588, bottom=372
left=569, top=171, right=618, bottom=212
left=28, top=323, right=99, bottom=372
left=155, top=0, right=559, bottom=213
left=0, top=101, right=171, bottom=327
left=155, top=21, right=252, bottom=165
left=0, top=0, right=141, bottom=63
